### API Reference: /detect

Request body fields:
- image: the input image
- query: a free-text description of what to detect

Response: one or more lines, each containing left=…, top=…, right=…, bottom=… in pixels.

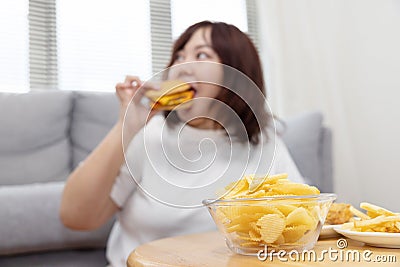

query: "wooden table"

left=127, top=231, right=399, bottom=267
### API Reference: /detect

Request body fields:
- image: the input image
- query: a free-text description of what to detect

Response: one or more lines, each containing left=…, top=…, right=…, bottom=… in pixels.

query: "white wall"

left=257, top=0, right=400, bottom=210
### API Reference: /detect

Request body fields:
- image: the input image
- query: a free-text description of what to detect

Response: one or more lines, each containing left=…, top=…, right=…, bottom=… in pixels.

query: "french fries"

left=343, top=202, right=400, bottom=233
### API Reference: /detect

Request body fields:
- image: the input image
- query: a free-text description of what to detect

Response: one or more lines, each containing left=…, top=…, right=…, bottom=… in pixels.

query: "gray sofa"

left=0, top=90, right=332, bottom=266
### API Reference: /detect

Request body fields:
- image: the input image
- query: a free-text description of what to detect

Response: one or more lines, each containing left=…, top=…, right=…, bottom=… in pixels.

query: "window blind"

left=29, top=0, right=58, bottom=90
left=246, top=0, right=260, bottom=52
left=150, top=0, right=173, bottom=75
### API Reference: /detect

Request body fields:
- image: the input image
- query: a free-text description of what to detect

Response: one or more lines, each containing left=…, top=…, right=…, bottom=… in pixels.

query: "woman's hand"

left=115, top=75, right=159, bottom=143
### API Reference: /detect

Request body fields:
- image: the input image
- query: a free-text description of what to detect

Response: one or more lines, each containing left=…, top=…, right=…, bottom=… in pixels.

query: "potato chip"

left=270, top=183, right=320, bottom=196
left=310, top=205, right=322, bottom=222
left=230, top=213, right=264, bottom=226
left=220, top=206, right=241, bottom=220
left=248, top=173, right=288, bottom=193
left=223, top=179, right=249, bottom=198
left=286, top=207, right=316, bottom=230
left=237, top=190, right=266, bottom=199
left=236, top=232, right=253, bottom=241
left=226, top=224, right=243, bottom=233
left=237, top=205, right=284, bottom=217
left=276, top=204, right=298, bottom=216
left=249, top=221, right=261, bottom=233
left=274, top=234, right=285, bottom=245
left=283, top=225, right=309, bottom=243
left=214, top=208, right=230, bottom=225
left=236, top=231, right=250, bottom=237
left=249, top=229, right=262, bottom=241
left=257, top=214, right=285, bottom=243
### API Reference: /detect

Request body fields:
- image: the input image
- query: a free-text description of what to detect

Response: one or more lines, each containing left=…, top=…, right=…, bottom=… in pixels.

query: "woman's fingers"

left=124, top=75, right=161, bottom=91
left=124, top=75, right=141, bottom=86
left=116, top=76, right=164, bottom=106
left=115, top=76, right=144, bottom=105
left=115, top=83, right=131, bottom=105
left=115, top=76, right=161, bottom=135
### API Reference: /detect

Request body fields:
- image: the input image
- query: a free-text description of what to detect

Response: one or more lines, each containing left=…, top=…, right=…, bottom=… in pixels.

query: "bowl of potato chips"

left=203, top=173, right=336, bottom=255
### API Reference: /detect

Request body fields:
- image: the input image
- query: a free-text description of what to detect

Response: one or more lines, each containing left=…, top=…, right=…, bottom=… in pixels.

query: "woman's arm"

left=60, top=121, right=125, bottom=230
left=60, top=76, right=157, bottom=230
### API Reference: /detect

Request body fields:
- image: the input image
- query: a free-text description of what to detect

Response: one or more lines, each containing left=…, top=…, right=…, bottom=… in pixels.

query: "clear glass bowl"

left=203, top=193, right=337, bottom=255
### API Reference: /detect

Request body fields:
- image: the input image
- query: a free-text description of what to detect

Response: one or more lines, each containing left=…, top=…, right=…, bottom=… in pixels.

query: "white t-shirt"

left=106, top=115, right=304, bottom=267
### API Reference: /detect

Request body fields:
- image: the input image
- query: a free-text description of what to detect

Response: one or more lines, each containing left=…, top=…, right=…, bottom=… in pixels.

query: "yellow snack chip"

left=270, top=183, right=320, bottom=196
left=235, top=232, right=252, bottom=241
left=226, top=224, right=242, bottom=233
left=283, top=225, right=309, bottom=243
left=220, top=206, right=241, bottom=220
left=237, top=190, right=266, bottom=199
left=222, top=179, right=249, bottom=198
left=274, top=234, right=285, bottom=245
left=276, top=204, right=298, bottom=216
left=249, top=221, right=261, bottom=233
left=230, top=213, right=264, bottom=226
left=214, top=209, right=230, bottom=225
left=286, top=207, right=317, bottom=230
left=257, top=214, right=286, bottom=243
left=248, top=173, right=289, bottom=193
left=249, top=229, right=262, bottom=241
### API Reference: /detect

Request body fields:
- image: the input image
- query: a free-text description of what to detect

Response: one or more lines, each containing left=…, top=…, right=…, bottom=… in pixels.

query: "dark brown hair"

left=164, top=21, right=271, bottom=145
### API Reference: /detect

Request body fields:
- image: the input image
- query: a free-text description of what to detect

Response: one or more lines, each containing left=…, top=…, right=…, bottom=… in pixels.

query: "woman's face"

left=167, top=27, right=224, bottom=129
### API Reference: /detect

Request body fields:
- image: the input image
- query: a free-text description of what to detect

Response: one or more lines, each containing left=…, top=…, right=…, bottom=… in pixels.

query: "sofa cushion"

left=281, top=111, right=328, bottom=191
left=0, top=91, right=72, bottom=185
left=0, top=182, right=114, bottom=256
left=0, top=248, right=107, bottom=267
left=71, top=92, right=119, bottom=169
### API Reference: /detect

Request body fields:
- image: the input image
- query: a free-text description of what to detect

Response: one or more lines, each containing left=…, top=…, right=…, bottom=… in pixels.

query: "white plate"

left=319, top=224, right=342, bottom=239
left=334, top=226, right=400, bottom=248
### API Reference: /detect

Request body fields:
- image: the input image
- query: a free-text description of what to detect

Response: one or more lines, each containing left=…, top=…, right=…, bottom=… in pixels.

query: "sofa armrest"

left=281, top=111, right=333, bottom=193
left=0, top=182, right=114, bottom=256
left=319, top=127, right=333, bottom=193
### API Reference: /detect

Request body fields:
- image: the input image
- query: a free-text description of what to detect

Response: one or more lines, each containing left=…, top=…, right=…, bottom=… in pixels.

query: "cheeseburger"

left=145, top=80, right=195, bottom=110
